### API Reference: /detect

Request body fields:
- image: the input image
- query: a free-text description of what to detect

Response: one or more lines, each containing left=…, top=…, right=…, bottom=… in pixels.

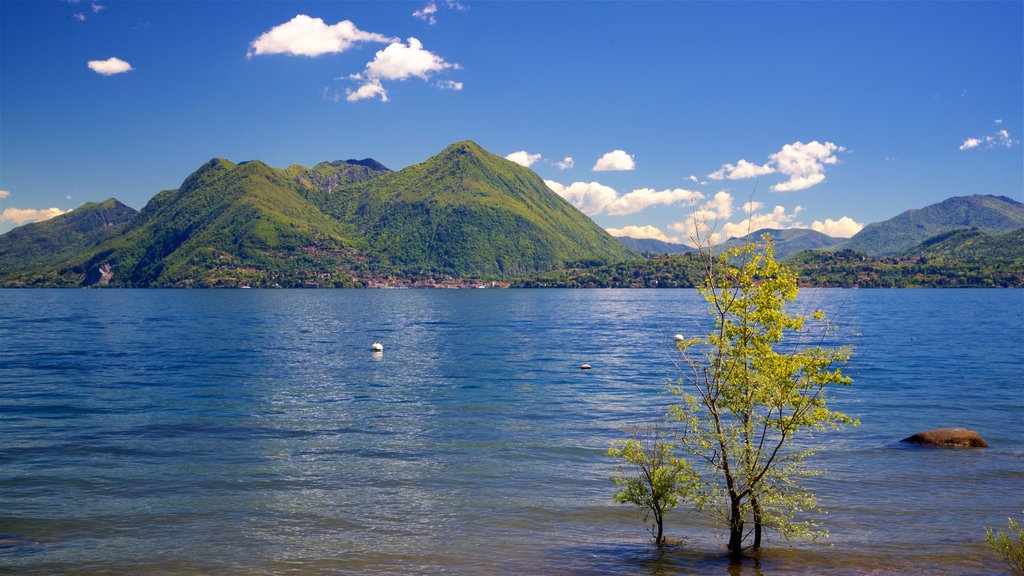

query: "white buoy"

left=580, top=363, right=592, bottom=370
left=673, top=334, right=685, bottom=342
left=371, top=341, right=383, bottom=352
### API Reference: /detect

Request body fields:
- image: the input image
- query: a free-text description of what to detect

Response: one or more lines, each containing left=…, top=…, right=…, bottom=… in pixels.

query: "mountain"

left=716, top=228, right=845, bottom=261
left=0, top=141, right=634, bottom=287
left=0, top=199, right=137, bottom=275
left=840, top=195, right=1024, bottom=256
left=314, top=140, right=635, bottom=277
left=903, top=227, right=1024, bottom=260
left=616, top=236, right=693, bottom=255
left=23, top=158, right=379, bottom=287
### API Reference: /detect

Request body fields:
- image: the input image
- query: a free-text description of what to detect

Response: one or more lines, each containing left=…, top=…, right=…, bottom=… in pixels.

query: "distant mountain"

left=716, top=228, right=845, bottom=261
left=616, top=236, right=694, bottom=255
left=903, top=227, right=1024, bottom=260
left=0, top=199, right=137, bottom=275
left=841, top=195, right=1024, bottom=256
left=0, top=141, right=634, bottom=287
left=314, top=140, right=635, bottom=277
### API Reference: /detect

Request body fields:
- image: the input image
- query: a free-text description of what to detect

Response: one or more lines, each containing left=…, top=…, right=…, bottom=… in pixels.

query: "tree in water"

left=671, top=235, right=857, bottom=558
left=986, top=511, right=1024, bottom=574
left=608, top=424, right=696, bottom=545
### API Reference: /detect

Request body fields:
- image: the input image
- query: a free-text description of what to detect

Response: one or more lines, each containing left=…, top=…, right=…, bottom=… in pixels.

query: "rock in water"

left=900, top=428, right=989, bottom=448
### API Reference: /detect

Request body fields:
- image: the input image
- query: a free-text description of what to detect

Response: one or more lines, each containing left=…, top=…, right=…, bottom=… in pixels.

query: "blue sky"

left=1, top=1, right=1021, bottom=242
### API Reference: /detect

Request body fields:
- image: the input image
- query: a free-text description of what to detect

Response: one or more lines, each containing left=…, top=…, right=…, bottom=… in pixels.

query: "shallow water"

left=1, top=288, right=1021, bottom=574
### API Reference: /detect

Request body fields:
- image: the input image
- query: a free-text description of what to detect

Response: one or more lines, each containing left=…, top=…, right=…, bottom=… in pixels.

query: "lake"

left=1, top=289, right=1021, bottom=575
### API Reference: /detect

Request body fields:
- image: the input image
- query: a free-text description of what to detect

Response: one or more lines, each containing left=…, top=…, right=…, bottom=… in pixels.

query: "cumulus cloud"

left=87, top=57, right=132, bottom=76
left=0, top=189, right=10, bottom=199
left=91, top=2, right=104, bottom=13
left=811, top=216, right=863, bottom=238
left=247, top=15, right=394, bottom=58
left=709, top=140, right=845, bottom=192
left=545, top=180, right=619, bottom=216
left=960, top=127, right=1017, bottom=150
left=606, top=187, right=702, bottom=216
left=769, top=141, right=845, bottom=192
left=1, top=207, right=68, bottom=226
left=546, top=179, right=704, bottom=217
left=592, top=149, right=635, bottom=171
left=668, top=191, right=735, bottom=246
left=719, top=205, right=804, bottom=241
left=708, top=159, right=775, bottom=181
left=555, top=157, right=574, bottom=170
left=742, top=200, right=764, bottom=214
left=505, top=151, right=542, bottom=167
left=345, top=79, right=387, bottom=103
left=605, top=225, right=679, bottom=243
left=73, top=12, right=86, bottom=21
left=348, top=37, right=458, bottom=102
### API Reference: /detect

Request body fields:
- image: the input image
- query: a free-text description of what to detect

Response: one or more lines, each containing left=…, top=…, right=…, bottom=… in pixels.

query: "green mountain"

left=0, top=198, right=137, bottom=275
left=0, top=141, right=634, bottom=287
left=315, top=140, right=635, bottom=276
left=18, top=158, right=379, bottom=287
left=840, top=195, right=1024, bottom=256
left=616, top=236, right=693, bottom=255
left=717, top=228, right=845, bottom=261
left=903, top=227, right=1024, bottom=260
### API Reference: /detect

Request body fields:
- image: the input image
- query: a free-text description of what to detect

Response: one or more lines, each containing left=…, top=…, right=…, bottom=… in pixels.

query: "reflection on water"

left=0, top=288, right=1021, bottom=575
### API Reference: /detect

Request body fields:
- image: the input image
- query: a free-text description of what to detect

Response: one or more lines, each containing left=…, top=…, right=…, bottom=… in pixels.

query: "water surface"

left=1, top=289, right=1021, bottom=574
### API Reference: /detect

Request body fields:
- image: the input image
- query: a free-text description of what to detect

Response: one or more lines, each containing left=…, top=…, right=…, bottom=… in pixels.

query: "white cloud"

left=91, top=2, right=104, bottom=13
left=0, top=189, right=10, bottom=199
left=505, top=151, right=542, bottom=167
left=1, top=207, right=68, bottom=226
left=73, top=12, right=86, bottom=21
left=607, top=187, right=703, bottom=216
left=709, top=140, right=845, bottom=192
left=667, top=191, right=735, bottom=246
left=811, top=216, right=863, bottom=238
left=719, top=205, right=803, bottom=241
left=742, top=200, right=764, bottom=214
left=708, top=159, right=775, bottom=181
left=346, top=79, right=388, bottom=103
left=686, top=175, right=699, bottom=183
left=592, top=149, right=635, bottom=171
left=348, top=37, right=459, bottom=102
left=555, top=157, right=574, bottom=170
left=87, top=57, right=133, bottom=76
left=247, top=15, right=394, bottom=58
left=959, top=138, right=982, bottom=150
left=413, top=1, right=467, bottom=25
left=960, top=127, right=1018, bottom=151
left=605, top=225, right=679, bottom=243
left=437, top=79, right=463, bottom=91
left=545, top=180, right=618, bottom=216
left=412, top=2, right=438, bottom=24
left=769, top=141, right=845, bottom=192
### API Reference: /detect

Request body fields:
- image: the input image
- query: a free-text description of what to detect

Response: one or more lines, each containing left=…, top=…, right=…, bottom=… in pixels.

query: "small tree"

left=608, top=424, right=696, bottom=545
left=671, top=235, right=856, bottom=558
left=986, top=511, right=1024, bottom=574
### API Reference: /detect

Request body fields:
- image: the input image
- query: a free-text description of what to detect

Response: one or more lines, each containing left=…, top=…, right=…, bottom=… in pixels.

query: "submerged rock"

left=901, top=428, right=989, bottom=448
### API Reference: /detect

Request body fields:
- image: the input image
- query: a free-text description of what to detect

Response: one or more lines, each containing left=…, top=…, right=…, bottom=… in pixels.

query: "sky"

left=1, top=1, right=1021, bottom=242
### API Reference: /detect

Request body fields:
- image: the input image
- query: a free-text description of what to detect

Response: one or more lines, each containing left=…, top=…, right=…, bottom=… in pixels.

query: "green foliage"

left=608, top=425, right=696, bottom=545
left=670, top=235, right=857, bottom=557
left=987, top=512, right=1024, bottom=574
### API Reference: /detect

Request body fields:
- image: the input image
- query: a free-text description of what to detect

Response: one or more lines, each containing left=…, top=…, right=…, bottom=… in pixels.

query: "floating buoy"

left=580, top=363, right=592, bottom=370
left=370, top=342, right=383, bottom=352
left=673, top=334, right=685, bottom=342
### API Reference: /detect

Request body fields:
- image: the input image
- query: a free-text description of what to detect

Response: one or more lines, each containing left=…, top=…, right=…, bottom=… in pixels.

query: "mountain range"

left=0, top=140, right=1021, bottom=288
left=617, top=194, right=1024, bottom=261
left=0, top=141, right=633, bottom=287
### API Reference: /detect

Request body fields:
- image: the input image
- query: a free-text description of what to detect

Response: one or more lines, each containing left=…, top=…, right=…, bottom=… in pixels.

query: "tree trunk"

left=727, top=497, right=744, bottom=558
left=655, top=513, right=664, bottom=545
left=752, top=494, right=763, bottom=550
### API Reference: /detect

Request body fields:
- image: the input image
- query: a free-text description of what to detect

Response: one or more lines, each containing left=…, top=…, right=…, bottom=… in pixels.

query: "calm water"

left=1, top=289, right=1021, bottom=575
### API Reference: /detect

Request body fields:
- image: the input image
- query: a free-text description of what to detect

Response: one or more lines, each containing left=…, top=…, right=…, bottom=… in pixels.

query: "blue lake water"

left=1, top=288, right=1022, bottom=575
